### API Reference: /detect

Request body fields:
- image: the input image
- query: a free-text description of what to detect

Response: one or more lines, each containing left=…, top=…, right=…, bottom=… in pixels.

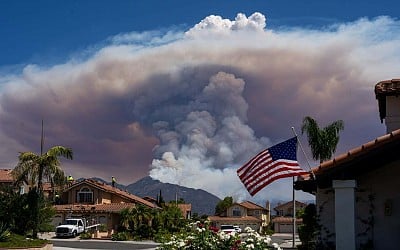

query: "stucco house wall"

left=54, top=179, right=158, bottom=236
left=356, top=160, right=400, bottom=249
left=227, top=204, right=247, bottom=217
left=315, top=188, right=335, bottom=245
left=315, top=160, right=400, bottom=249
left=385, top=96, right=400, bottom=133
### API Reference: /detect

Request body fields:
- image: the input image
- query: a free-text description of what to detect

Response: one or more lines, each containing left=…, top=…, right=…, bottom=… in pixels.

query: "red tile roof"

left=375, top=78, right=400, bottom=96
left=239, top=201, right=266, bottom=210
left=0, top=169, right=13, bottom=183
left=272, top=216, right=302, bottom=223
left=208, top=215, right=261, bottom=222
left=311, top=129, right=400, bottom=176
left=375, top=79, right=400, bottom=121
left=274, top=201, right=307, bottom=210
left=67, top=179, right=158, bottom=209
left=54, top=203, right=137, bottom=213
left=295, top=128, right=400, bottom=192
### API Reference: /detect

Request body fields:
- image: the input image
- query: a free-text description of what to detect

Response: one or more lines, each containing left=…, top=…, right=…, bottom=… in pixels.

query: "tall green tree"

left=12, top=146, right=73, bottom=193
left=11, top=145, right=73, bottom=238
left=301, top=116, right=344, bottom=163
left=120, top=208, right=133, bottom=231
left=215, top=196, right=233, bottom=215
left=120, top=204, right=153, bottom=231
left=161, top=205, right=185, bottom=233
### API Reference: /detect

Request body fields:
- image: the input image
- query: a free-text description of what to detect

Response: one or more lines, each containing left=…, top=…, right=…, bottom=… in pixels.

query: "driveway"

left=271, top=233, right=301, bottom=248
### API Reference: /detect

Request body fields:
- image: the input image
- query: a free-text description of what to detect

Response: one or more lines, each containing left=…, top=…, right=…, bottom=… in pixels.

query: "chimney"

left=375, top=79, right=400, bottom=133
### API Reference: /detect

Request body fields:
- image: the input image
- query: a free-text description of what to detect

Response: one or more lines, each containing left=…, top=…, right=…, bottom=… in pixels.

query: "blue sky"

left=0, top=1, right=399, bottom=202
left=1, top=0, right=398, bottom=67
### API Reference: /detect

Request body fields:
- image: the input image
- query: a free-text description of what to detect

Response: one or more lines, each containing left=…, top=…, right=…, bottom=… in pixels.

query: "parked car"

left=220, top=225, right=235, bottom=234
left=56, top=218, right=86, bottom=238
left=233, top=225, right=242, bottom=233
left=56, top=218, right=100, bottom=238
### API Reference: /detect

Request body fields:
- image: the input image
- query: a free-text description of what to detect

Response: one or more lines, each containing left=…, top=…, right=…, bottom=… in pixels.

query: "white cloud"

left=1, top=13, right=398, bottom=203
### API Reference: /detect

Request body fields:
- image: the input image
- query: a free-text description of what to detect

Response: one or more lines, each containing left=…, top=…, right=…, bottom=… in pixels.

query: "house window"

left=232, top=207, right=241, bottom=217
left=77, top=187, right=93, bottom=203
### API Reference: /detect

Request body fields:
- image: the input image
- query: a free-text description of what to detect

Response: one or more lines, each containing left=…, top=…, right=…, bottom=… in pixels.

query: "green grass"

left=0, top=233, right=49, bottom=248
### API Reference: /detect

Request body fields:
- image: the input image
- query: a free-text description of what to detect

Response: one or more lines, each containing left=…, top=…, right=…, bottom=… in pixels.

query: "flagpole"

left=291, top=127, right=315, bottom=179
left=41, top=119, right=44, bottom=155
left=292, top=176, right=296, bottom=248
left=290, top=127, right=301, bottom=248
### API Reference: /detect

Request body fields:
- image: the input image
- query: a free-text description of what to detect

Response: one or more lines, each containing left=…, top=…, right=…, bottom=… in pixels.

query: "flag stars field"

left=237, top=137, right=309, bottom=196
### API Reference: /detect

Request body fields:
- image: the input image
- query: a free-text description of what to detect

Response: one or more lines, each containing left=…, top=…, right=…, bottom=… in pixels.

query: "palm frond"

left=47, top=146, right=73, bottom=160
left=301, top=116, right=344, bottom=163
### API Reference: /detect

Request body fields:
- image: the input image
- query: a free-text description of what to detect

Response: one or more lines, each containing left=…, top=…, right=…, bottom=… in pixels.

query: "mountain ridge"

left=86, top=176, right=221, bottom=215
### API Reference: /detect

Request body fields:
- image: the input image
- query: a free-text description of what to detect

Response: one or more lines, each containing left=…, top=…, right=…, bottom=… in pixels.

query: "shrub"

left=98, top=224, right=108, bottom=232
left=79, top=231, right=92, bottom=240
left=298, top=203, right=318, bottom=250
left=0, top=223, right=11, bottom=242
left=135, top=224, right=154, bottom=239
left=157, top=221, right=282, bottom=250
left=111, top=231, right=132, bottom=241
left=153, top=229, right=172, bottom=243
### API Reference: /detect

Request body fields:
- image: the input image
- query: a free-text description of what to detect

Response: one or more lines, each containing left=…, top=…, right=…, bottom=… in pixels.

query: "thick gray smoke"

left=148, top=72, right=270, bottom=200
left=1, top=13, right=399, bottom=201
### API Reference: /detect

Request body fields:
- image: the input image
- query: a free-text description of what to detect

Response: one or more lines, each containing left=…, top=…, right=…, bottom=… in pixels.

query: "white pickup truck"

left=56, top=218, right=86, bottom=238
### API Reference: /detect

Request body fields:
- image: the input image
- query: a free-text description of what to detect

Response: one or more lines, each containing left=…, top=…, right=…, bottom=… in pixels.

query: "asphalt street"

left=52, top=240, right=158, bottom=250
left=42, top=232, right=299, bottom=249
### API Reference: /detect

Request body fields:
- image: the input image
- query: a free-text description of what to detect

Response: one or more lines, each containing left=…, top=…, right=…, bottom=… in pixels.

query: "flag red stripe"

left=236, top=137, right=308, bottom=196
left=240, top=159, right=299, bottom=186
left=238, top=152, right=273, bottom=179
left=244, top=164, right=305, bottom=191
left=249, top=171, right=306, bottom=196
left=246, top=167, right=308, bottom=193
left=237, top=149, right=269, bottom=177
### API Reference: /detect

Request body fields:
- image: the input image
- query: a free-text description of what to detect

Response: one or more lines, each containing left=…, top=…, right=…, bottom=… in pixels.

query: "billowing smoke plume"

left=148, top=72, right=269, bottom=200
left=1, top=12, right=399, bottom=201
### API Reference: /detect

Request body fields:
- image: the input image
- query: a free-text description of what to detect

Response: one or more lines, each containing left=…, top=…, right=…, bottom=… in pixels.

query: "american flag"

left=237, top=137, right=308, bottom=196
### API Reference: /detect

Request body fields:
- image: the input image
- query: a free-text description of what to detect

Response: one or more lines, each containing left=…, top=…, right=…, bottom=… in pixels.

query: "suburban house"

left=0, top=168, right=38, bottom=195
left=0, top=169, right=13, bottom=187
left=272, top=200, right=306, bottom=233
left=295, top=79, right=400, bottom=250
left=176, top=203, right=192, bottom=219
left=53, top=178, right=159, bottom=236
left=273, top=200, right=307, bottom=217
left=143, top=195, right=192, bottom=219
left=208, top=201, right=270, bottom=232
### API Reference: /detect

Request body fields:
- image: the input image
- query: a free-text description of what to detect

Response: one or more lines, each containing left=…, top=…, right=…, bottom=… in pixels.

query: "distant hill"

left=126, top=176, right=221, bottom=216
left=86, top=176, right=221, bottom=216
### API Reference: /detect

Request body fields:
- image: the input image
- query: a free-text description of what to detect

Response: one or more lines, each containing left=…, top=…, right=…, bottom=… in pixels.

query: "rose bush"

left=158, top=221, right=281, bottom=250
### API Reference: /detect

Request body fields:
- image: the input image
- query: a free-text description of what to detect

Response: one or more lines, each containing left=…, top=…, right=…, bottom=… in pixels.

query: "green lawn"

left=0, top=234, right=49, bottom=248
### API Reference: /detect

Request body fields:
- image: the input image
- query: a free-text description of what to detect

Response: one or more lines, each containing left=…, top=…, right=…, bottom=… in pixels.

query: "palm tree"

left=119, top=204, right=154, bottom=232
left=301, top=116, right=344, bottom=163
left=11, top=145, right=73, bottom=238
left=120, top=208, right=133, bottom=230
left=12, top=146, right=73, bottom=193
left=133, top=204, right=153, bottom=228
